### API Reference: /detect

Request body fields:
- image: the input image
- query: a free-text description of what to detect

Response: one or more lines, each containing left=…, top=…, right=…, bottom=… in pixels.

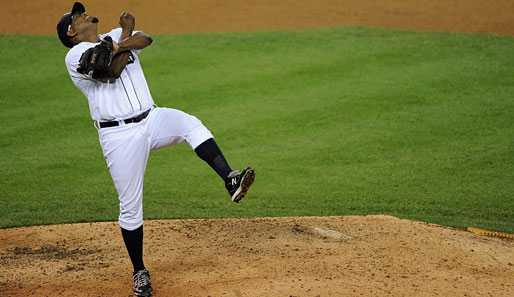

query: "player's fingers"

left=123, top=12, right=134, bottom=21
left=119, top=12, right=127, bottom=25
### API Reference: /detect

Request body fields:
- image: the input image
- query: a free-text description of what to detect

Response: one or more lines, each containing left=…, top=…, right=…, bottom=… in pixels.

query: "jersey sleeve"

left=65, top=42, right=96, bottom=84
left=103, top=28, right=123, bottom=43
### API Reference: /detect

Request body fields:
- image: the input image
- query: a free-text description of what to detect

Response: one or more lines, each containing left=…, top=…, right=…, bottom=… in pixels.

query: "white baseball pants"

left=97, top=107, right=214, bottom=230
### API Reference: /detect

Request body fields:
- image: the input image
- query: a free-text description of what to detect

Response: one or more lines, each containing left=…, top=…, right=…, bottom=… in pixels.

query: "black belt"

left=99, top=109, right=151, bottom=128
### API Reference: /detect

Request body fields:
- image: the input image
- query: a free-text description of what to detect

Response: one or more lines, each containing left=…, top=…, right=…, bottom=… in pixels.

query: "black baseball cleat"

left=133, top=269, right=152, bottom=296
left=225, top=167, right=255, bottom=202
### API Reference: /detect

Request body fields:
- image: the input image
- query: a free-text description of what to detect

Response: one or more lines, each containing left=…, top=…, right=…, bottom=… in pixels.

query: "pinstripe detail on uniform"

left=119, top=76, right=135, bottom=111
left=126, top=68, right=142, bottom=110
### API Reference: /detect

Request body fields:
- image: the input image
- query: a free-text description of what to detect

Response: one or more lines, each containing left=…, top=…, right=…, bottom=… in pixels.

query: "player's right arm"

left=93, top=32, right=152, bottom=80
left=93, top=12, right=152, bottom=80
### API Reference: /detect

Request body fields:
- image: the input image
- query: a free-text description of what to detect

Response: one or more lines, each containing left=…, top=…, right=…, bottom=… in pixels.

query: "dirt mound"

left=1, top=0, right=513, bottom=35
left=1, top=216, right=513, bottom=296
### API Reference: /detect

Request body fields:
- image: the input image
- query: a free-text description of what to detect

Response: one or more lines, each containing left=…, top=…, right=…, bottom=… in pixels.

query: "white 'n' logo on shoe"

left=231, top=177, right=238, bottom=186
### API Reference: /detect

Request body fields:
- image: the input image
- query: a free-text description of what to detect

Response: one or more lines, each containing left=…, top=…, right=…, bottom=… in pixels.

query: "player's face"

left=70, top=12, right=99, bottom=34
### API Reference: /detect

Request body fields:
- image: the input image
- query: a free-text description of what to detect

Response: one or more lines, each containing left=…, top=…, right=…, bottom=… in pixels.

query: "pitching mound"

left=1, top=215, right=513, bottom=296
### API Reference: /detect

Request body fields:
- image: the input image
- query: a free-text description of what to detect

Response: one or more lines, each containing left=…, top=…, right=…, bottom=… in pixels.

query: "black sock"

left=195, top=138, right=233, bottom=181
left=121, top=226, right=145, bottom=272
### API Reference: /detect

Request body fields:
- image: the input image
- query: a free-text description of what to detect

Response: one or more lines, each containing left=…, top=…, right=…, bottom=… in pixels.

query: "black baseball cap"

left=56, top=2, right=86, bottom=48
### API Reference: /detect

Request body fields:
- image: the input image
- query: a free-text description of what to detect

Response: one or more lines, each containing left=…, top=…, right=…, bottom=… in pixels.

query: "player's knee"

left=118, top=211, right=143, bottom=231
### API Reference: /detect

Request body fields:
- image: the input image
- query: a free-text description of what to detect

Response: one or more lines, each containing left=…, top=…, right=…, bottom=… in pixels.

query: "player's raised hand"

left=119, top=12, right=135, bottom=33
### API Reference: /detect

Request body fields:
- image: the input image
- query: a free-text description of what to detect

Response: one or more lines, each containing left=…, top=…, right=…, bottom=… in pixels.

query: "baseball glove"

left=77, top=36, right=114, bottom=75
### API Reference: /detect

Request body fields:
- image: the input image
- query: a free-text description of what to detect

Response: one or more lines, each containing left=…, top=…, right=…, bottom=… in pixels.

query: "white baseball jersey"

left=64, top=29, right=214, bottom=231
left=65, top=28, right=154, bottom=121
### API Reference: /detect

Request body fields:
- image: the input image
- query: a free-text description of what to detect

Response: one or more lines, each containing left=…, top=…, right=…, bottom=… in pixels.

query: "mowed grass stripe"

left=0, top=27, right=513, bottom=232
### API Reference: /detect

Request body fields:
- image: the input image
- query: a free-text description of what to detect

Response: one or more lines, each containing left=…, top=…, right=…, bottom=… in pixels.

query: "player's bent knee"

left=118, top=214, right=144, bottom=231
left=188, top=124, right=214, bottom=150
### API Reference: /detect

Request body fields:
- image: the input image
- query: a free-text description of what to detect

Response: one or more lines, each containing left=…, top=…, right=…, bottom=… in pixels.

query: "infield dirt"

left=1, top=0, right=514, bottom=35
left=1, top=0, right=514, bottom=296
left=1, top=216, right=514, bottom=296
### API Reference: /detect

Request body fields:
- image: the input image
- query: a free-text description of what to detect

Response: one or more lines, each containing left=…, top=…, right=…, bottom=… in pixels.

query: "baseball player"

left=56, top=2, right=255, bottom=296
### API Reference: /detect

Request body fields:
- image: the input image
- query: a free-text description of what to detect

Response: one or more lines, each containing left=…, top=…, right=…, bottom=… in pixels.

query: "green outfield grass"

left=1, top=27, right=513, bottom=232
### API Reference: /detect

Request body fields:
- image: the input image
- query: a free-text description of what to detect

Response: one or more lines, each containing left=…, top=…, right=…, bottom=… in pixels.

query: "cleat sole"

left=232, top=168, right=255, bottom=202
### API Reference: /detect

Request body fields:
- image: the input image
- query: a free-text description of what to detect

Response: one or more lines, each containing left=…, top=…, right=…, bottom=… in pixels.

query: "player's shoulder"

left=65, top=42, right=96, bottom=64
left=101, top=28, right=123, bottom=42
left=101, top=28, right=143, bottom=42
